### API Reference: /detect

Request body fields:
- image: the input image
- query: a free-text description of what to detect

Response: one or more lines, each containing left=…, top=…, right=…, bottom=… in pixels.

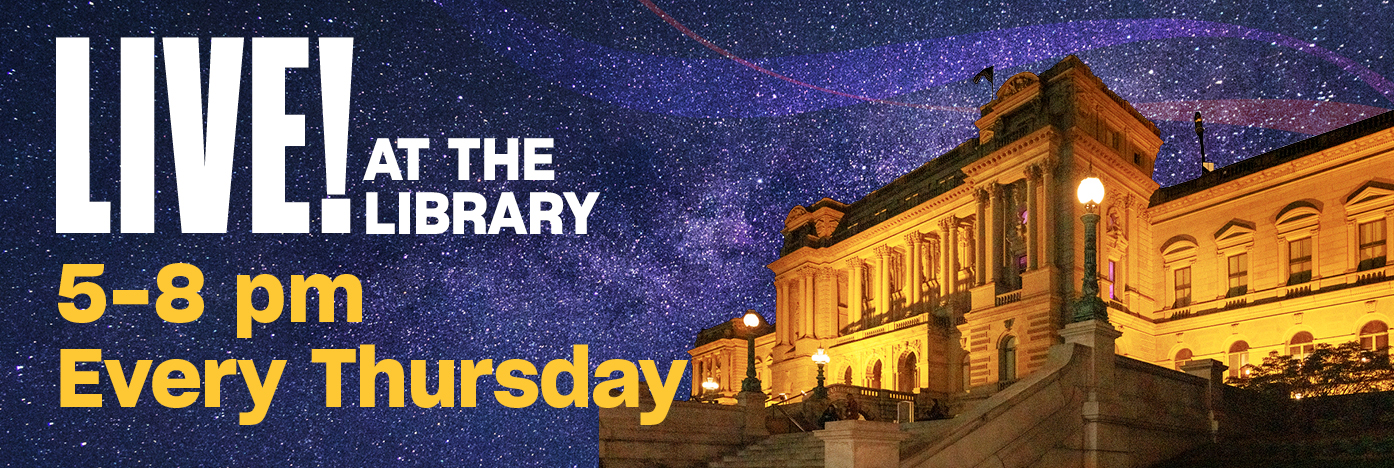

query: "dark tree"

left=1228, top=341, right=1394, bottom=398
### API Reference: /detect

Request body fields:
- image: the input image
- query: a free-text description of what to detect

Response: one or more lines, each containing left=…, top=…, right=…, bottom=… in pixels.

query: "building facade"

left=689, top=55, right=1394, bottom=403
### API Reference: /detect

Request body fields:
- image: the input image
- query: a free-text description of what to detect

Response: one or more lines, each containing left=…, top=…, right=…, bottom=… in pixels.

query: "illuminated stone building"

left=688, top=55, right=1394, bottom=403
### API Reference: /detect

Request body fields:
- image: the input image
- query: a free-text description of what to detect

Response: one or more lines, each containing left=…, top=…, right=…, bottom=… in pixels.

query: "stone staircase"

left=707, top=432, right=824, bottom=468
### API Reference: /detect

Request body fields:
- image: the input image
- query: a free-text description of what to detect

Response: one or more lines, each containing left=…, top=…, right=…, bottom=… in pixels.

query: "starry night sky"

left=3, top=1, right=1392, bottom=465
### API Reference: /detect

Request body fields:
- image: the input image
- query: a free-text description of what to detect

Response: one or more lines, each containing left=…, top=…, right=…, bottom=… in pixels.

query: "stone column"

left=1310, top=228, right=1321, bottom=281
left=906, top=233, right=922, bottom=309
left=816, top=268, right=832, bottom=338
left=803, top=271, right=815, bottom=338
left=776, top=280, right=789, bottom=344
left=847, top=259, right=864, bottom=329
left=940, top=217, right=956, bottom=297
left=875, top=245, right=892, bottom=318
left=815, top=420, right=912, bottom=468
left=987, top=183, right=1004, bottom=286
left=1348, top=219, right=1358, bottom=272
left=975, top=189, right=988, bottom=286
left=1026, top=164, right=1042, bottom=270
left=1042, top=156, right=1059, bottom=266
left=1121, top=194, right=1135, bottom=302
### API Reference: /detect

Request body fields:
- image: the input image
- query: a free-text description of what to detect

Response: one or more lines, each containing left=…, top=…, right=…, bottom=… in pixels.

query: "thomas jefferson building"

left=688, top=56, right=1394, bottom=403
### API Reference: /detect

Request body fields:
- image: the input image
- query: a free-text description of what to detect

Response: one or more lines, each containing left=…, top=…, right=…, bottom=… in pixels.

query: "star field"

left=2, top=0, right=1392, bottom=465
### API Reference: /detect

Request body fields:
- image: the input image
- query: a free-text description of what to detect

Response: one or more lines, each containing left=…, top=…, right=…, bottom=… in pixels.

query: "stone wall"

left=901, top=325, right=1216, bottom=468
left=599, top=397, right=766, bottom=468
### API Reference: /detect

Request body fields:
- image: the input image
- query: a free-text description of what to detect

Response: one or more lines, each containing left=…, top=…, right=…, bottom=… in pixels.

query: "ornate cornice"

left=962, top=127, right=1059, bottom=180
left=1149, top=126, right=1394, bottom=221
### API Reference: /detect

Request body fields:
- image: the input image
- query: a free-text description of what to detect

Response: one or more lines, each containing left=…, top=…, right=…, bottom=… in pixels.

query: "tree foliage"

left=1227, top=341, right=1394, bottom=398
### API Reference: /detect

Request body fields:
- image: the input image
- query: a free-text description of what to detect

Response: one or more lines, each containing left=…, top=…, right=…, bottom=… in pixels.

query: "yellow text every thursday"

left=60, top=345, right=687, bottom=425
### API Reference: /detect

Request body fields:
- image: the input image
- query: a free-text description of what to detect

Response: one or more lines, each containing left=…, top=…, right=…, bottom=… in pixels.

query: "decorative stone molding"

left=1024, top=163, right=1043, bottom=182
left=997, top=72, right=1040, bottom=100
left=814, top=214, right=840, bottom=238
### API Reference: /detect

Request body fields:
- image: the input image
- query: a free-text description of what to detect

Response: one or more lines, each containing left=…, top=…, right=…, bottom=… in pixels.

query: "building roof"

left=782, top=56, right=1127, bottom=255
left=693, top=313, right=775, bottom=348
left=1150, top=109, right=1394, bottom=207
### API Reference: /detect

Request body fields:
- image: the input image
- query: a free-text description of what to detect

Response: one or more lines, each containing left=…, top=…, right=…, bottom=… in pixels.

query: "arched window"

left=868, top=360, right=883, bottom=389
left=898, top=352, right=918, bottom=393
left=1361, top=321, right=1389, bottom=351
left=961, top=355, right=972, bottom=391
left=842, top=366, right=853, bottom=386
left=999, top=336, right=1018, bottom=382
left=1289, top=332, right=1315, bottom=358
left=1174, top=349, right=1193, bottom=370
left=1228, top=341, right=1249, bottom=378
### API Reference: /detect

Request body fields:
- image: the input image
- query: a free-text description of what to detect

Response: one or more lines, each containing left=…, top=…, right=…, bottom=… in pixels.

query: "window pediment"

left=1161, top=235, right=1199, bottom=265
left=1276, top=200, right=1322, bottom=237
left=1345, top=180, right=1394, bottom=219
left=1214, top=219, right=1256, bottom=252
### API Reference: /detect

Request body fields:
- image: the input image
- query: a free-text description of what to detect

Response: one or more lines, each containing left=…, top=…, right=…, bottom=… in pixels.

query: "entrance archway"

left=898, top=352, right=918, bottom=392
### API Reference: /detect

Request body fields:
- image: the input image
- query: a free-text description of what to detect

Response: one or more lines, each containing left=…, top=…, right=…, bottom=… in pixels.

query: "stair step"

left=710, top=432, right=825, bottom=468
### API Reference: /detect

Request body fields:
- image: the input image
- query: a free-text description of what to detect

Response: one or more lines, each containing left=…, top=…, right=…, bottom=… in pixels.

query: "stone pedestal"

left=1061, top=319, right=1123, bottom=396
left=1181, top=359, right=1228, bottom=441
left=814, top=420, right=911, bottom=468
left=737, top=390, right=770, bottom=442
left=970, top=282, right=996, bottom=311
left=1060, top=319, right=1126, bottom=468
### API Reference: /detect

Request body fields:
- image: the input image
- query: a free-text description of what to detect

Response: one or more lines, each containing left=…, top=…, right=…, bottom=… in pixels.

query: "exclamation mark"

left=319, top=37, right=353, bottom=233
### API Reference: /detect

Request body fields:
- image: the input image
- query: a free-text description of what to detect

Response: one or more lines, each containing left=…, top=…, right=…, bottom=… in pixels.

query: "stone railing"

left=1164, top=263, right=1394, bottom=322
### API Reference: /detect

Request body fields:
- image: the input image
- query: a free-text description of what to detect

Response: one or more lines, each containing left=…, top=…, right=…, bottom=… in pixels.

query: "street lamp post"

left=811, top=348, right=830, bottom=399
left=741, top=310, right=762, bottom=393
left=1073, top=176, right=1109, bottom=323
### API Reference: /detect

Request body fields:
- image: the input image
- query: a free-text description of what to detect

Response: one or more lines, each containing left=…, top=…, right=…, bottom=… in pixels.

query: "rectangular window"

left=1173, top=267, right=1191, bottom=308
left=1359, top=220, right=1387, bottom=271
left=1108, top=260, right=1117, bottom=300
left=1227, top=253, right=1248, bottom=297
left=1288, top=237, right=1313, bottom=285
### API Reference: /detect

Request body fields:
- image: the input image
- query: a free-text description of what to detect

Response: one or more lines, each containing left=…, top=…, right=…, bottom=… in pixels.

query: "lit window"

left=1174, top=349, right=1192, bottom=370
left=1288, top=238, right=1313, bottom=285
left=1361, top=321, right=1389, bottom=351
left=1359, top=220, right=1387, bottom=271
left=999, top=336, right=1017, bottom=382
left=1108, top=260, right=1117, bottom=300
left=1174, top=267, right=1192, bottom=308
left=1228, top=341, right=1250, bottom=378
left=1227, top=253, right=1248, bottom=297
left=1289, top=332, right=1315, bottom=359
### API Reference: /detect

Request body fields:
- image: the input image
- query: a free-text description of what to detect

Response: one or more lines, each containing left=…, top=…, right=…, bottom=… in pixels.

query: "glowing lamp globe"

left=743, top=311, right=759, bottom=328
left=811, top=348, right=830, bottom=365
left=1077, top=177, right=1105, bottom=205
left=702, top=378, right=718, bottom=392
